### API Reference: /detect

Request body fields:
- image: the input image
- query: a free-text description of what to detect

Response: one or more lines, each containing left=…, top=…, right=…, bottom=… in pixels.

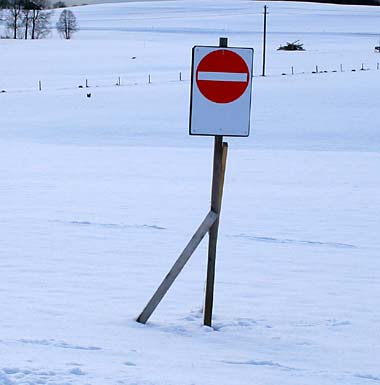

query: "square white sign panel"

left=189, top=45, right=254, bottom=137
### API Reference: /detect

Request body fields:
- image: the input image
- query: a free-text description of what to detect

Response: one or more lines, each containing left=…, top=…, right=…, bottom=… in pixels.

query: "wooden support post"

left=219, top=37, right=228, bottom=48
left=136, top=210, right=218, bottom=324
left=262, top=5, right=268, bottom=77
left=204, top=137, right=228, bottom=327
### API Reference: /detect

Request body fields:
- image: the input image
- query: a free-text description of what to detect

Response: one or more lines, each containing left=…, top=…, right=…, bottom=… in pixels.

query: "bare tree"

left=6, top=0, right=24, bottom=39
left=21, top=1, right=32, bottom=39
left=56, top=9, right=78, bottom=39
left=0, top=0, right=8, bottom=12
left=0, top=0, right=8, bottom=28
left=0, top=0, right=8, bottom=10
left=32, top=9, right=52, bottom=38
left=29, top=0, right=52, bottom=39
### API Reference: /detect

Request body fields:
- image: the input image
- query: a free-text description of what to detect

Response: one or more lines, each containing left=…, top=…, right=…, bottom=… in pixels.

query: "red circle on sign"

left=196, top=49, right=250, bottom=104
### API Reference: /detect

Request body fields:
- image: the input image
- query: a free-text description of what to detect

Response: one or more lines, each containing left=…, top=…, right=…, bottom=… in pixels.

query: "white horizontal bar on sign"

left=197, top=71, right=248, bottom=82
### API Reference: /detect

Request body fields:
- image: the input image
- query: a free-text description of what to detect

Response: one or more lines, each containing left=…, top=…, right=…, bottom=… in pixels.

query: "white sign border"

left=189, top=45, right=254, bottom=137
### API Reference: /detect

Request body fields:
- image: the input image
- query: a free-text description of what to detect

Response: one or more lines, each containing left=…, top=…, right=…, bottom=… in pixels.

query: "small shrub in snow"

left=278, top=40, right=305, bottom=51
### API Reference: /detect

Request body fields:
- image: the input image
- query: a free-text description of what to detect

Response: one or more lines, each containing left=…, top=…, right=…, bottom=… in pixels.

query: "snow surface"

left=1, top=1, right=380, bottom=384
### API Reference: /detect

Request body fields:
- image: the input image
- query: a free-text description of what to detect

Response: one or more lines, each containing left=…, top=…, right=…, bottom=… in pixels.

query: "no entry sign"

left=190, top=45, right=254, bottom=137
left=196, top=49, right=250, bottom=104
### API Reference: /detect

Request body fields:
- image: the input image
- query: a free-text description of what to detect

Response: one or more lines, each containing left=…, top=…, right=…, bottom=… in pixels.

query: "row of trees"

left=0, top=0, right=78, bottom=39
left=0, top=0, right=51, bottom=39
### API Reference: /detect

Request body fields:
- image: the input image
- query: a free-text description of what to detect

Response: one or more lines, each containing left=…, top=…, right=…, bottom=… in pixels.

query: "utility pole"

left=262, top=5, right=268, bottom=77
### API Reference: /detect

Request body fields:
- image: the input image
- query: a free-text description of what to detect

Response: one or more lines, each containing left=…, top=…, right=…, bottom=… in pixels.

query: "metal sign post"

left=137, top=38, right=253, bottom=327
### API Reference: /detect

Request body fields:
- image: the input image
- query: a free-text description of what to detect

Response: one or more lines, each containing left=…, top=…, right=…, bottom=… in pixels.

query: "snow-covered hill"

left=1, top=1, right=380, bottom=385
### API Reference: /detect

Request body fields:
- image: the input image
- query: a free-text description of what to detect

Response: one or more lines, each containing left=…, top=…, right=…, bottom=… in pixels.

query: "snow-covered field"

left=1, top=1, right=380, bottom=384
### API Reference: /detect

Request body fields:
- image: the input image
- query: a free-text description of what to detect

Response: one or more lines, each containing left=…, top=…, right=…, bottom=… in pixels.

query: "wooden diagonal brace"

left=137, top=210, right=218, bottom=324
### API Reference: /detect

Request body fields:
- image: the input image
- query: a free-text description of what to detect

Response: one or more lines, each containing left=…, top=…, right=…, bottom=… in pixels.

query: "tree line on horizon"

left=0, top=0, right=78, bottom=39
